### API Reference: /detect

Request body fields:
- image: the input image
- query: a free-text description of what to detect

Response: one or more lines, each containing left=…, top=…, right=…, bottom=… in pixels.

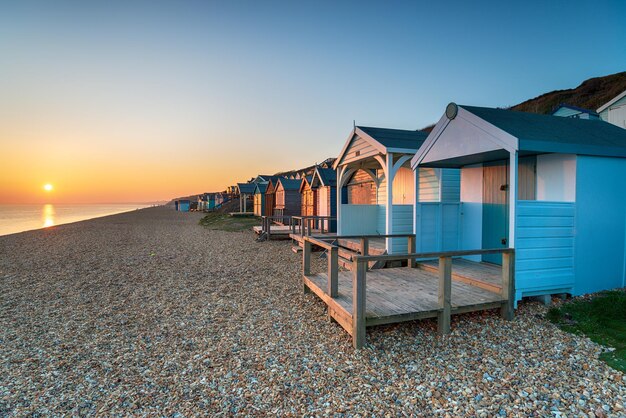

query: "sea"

left=0, top=203, right=153, bottom=236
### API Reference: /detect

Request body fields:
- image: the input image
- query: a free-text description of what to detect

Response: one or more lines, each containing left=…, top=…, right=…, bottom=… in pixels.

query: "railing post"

left=267, top=218, right=271, bottom=238
left=352, top=258, right=366, bottom=349
left=408, top=235, right=416, bottom=268
left=303, top=239, right=311, bottom=294
left=437, top=256, right=452, bottom=335
left=501, top=251, right=515, bottom=320
left=328, top=246, right=338, bottom=297
left=360, top=237, right=369, bottom=256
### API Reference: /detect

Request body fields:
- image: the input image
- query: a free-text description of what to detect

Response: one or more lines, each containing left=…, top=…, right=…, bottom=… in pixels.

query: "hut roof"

left=276, top=178, right=301, bottom=191
left=551, top=103, right=599, bottom=117
left=461, top=105, right=626, bottom=157
left=237, top=182, right=257, bottom=194
left=357, top=126, right=428, bottom=150
left=254, top=182, right=269, bottom=194
left=313, top=167, right=337, bottom=187
left=597, top=89, right=626, bottom=113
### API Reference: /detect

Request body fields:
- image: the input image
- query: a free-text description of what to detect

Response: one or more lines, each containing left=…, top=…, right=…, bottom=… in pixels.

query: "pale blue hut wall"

left=514, top=201, right=576, bottom=301
left=599, top=94, right=626, bottom=128
left=413, top=168, right=462, bottom=254
left=574, top=156, right=626, bottom=294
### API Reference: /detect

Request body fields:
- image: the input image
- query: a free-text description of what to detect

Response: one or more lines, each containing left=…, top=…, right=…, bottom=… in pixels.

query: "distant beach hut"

left=551, top=104, right=599, bottom=120
left=273, top=178, right=301, bottom=218
left=412, top=102, right=626, bottom=302
left=299, top=175, right=316, bottom=216
left=177, top=200, right=190, bottom=212
left=310, top=166, right=339, bottom=232
left=597, top=89, right=626, bottom=128
left=253, top=182, right=268, bottom=216
left=237, top=182, right=256, bottom=213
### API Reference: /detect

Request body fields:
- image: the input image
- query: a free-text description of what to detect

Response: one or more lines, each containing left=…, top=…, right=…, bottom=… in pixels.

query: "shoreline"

left=0, top=204, right=161, bottom=238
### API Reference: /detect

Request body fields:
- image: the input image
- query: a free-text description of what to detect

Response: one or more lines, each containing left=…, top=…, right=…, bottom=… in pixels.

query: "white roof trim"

left=333, top=127, right=388, bottom=169
left=411, top=106, right=519, bottom=168
left=597, top=89, right=626, bottom=113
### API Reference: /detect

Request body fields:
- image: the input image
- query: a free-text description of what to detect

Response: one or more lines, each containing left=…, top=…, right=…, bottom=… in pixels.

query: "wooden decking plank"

left=304, top=262, right=506, bottom=333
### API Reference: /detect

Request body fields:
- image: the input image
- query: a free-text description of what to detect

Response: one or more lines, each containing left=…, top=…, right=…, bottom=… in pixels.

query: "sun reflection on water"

left=42, top=204, right=55, bottom=228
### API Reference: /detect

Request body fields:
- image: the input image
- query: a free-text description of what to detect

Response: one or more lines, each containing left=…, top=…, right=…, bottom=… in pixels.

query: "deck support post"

left=501, top=251, right=515, bottom=320
left=408, top=235, right=416, bottom=268
left=303, top=239, right=311, bottom=294
left=360, top=237, right=369, bottom=256
left=437, top=256, right=452, bottom=335
left=328, top=246, right=338, bottom=297
left=352, top=259, right=367, bottom=349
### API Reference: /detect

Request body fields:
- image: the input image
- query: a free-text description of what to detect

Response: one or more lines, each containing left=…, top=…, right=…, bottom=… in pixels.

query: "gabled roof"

left=299, top=175, right=314, bottom=193
left=275, top=178, right=301, bottom=191
left=552, top=103, right=599, bottom=117
left=460, top=105, right=626, bottom=156
left=312, top=167, right=337, bottom=187
left=254, top=182, right=269, bottom=194
left=414, top=103, right=626, bottom=168
left=334, top=126, right=428, bottom=168
left=597, top=89, right=626, bottom=113
left=237, top=182, right=257, bottom=194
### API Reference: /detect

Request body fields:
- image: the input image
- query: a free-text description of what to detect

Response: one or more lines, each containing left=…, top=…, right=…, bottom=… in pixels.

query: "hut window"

left=347, top=169, right=376, bottom=204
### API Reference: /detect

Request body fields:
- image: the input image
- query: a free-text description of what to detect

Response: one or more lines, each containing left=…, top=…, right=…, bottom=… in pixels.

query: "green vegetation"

left=199, top=212, right=260, bottom=232
left=547, top=290, right=626, bottom=372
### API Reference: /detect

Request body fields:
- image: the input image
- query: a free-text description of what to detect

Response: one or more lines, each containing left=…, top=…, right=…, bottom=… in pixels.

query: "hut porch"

left=302, top=236, right=515, bottom=348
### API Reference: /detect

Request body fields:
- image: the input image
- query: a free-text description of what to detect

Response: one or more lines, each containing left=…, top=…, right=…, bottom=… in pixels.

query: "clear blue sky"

left=1, top=0, right=625, bottom=200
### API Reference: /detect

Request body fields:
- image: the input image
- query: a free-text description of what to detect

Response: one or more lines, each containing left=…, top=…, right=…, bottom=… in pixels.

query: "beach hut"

left=551, top=104, right=599, bottom=120
left=334, top=126, right=461, bottom=254
left=310, top=166, right=339, bottom=232
left=253, top=182, right=268, bottom=216
left=411, top=103, right=626, bottom=303
left=273, top=178, right=302, bottom=218
left=300, top=175, right=316, bottom=216
left=237, top=182, right=256, bottom=213
left=177, top=200, right=190, bottom=212
left=597, top=89, right=626, bottom=129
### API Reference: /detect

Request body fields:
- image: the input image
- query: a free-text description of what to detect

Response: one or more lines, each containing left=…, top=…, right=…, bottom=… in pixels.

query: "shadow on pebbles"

left=0, top=207, right=624, bottom=416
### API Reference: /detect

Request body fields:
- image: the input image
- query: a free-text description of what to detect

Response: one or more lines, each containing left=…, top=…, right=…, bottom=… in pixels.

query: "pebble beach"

left=0, top=206, right=624, bottom=416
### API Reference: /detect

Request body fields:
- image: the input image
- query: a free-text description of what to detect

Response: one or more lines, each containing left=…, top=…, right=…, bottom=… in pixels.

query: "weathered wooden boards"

left=301, top=236, right=515, bottom=349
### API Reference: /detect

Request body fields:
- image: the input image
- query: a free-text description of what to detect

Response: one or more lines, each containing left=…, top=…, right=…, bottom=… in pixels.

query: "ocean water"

left=0, top=204, right=152, bottom=236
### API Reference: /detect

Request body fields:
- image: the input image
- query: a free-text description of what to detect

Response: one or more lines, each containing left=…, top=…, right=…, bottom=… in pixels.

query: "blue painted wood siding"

left=515, top=201, right=575, bottom=300
left=415, top=203, right=461, bottom=253
left=340, top=204, right=380, bottom=235
left=441, top=169, right=461, bottom=202
left=390, top=205, right=413, bottom=254
left=417, top=168, right=460, bottom=203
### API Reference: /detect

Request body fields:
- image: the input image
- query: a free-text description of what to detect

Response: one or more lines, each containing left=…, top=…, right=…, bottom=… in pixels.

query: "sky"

left=1, top=0, right=625, bottom=203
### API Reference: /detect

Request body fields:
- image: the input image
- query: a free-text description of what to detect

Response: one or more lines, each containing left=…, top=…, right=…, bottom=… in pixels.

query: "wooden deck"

left=301, top=235, right=515, bottom=348
left=419, top=259, right=502, bottom=293
left=305, top=267, right=504, bottom=328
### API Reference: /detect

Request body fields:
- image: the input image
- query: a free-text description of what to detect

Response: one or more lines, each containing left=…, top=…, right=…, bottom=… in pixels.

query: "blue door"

left=482, top=161, right=509, bottom=265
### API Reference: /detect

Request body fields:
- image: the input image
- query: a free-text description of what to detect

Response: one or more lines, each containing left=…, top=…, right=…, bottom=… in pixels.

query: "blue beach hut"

left=412, top=103, right=626, bottom=303
left=333, top=126, right=461, bottom=254
left=177, top=200, right=190, bottom=212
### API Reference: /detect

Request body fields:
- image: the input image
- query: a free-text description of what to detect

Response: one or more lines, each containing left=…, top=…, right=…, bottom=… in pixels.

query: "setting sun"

left=43, top=184, right=53, bottom=192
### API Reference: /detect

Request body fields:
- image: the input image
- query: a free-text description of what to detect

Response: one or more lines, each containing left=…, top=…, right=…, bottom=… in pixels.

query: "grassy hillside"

left=511, top=71, right=626, bottom=114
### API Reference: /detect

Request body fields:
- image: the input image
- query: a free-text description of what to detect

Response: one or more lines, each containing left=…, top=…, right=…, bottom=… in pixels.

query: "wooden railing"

left=302, top=237, right=515, bottom=349
left=291, top=216, right=337, bottom=236
left=306, top=234, right=416, bottom=264
left=261, top=215, right=293, bottom=236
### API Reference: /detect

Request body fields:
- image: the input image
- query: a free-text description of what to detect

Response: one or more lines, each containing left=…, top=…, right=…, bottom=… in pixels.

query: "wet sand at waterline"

left=0, top=206, right=623, bottom=415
